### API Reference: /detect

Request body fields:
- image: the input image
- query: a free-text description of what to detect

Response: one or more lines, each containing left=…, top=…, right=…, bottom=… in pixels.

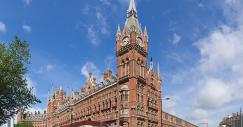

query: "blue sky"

left=1, top=0, right=243, bottom=126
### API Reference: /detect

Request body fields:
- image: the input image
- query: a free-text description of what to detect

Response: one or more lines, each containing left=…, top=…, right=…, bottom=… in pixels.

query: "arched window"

left=141, top=61, right=144, bottom=77
left=120, top=85, right=129, bottom=101
left=121, top=60, right=125, bottom=77
left=106, top=101, right=108, bottom=109
left=121, top=91, right=128, bottom=101
left=136, top=59, right=140, bottom=76
left=103, top=102, right=105, bottom=110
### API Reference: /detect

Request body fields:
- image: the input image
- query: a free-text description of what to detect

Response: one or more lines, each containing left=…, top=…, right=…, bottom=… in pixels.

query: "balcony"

left=137, top=75, right=146, bottom=84
left=118, top=75, right=129, bottom=84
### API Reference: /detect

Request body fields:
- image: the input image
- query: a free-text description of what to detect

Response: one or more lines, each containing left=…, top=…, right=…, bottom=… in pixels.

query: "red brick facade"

left=17, top=0, right=197, bottom=127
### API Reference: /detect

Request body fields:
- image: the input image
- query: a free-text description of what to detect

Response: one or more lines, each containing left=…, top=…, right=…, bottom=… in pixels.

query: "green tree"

left=16, top=121, right=33, bottom=127
left=0, top=36, right=40, bottom=125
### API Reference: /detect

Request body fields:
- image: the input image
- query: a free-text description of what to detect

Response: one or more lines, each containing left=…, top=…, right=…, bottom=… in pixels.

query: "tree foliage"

left=0, top=36, right=40, bottom=125
left=16, top=121, right=33, bottom=127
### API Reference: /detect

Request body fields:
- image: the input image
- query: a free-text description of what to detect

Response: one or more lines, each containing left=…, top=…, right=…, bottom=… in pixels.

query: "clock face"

left=121, top=37, right=129, bottom=46
left=137, top=37, right=144, bottom=47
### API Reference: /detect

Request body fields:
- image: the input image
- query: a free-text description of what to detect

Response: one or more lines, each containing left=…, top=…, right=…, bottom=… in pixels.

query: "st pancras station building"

left=17, top=0, right=198, bottom=127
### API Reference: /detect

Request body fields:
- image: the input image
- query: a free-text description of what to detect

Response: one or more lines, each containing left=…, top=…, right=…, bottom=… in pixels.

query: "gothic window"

left=126, top=58, right=130, bottom=75
left=124, top=63, right=126, bottom=76
left=137, top=93, right=140, bottom=102
left=141, top=61, right=144, bottom=77
left=141, top=95, right=143, bottom=103
left=140, top=61, right=143, bottom=76
left=137, top=84, right=144, bottom=103
left=151, top=74, right=154, bottom=84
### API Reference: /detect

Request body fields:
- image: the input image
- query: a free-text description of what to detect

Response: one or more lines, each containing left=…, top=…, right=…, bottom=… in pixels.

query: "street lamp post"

left=240, top=107, right=242, bottom=127
left=69, top=107, right=73, bottom=127
left=162, top=98, right=170, bottom=101
left=161, top=97, right=170, bottom=127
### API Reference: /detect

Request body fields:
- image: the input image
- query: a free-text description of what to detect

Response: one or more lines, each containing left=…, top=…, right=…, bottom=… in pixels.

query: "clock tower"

left=116, top=0, right=148, bottom=80
left=116, top=0, right=162, bottom=127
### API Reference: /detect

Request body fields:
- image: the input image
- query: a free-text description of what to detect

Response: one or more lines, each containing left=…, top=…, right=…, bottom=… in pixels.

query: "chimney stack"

left=103, top=70, right=112, bottom=80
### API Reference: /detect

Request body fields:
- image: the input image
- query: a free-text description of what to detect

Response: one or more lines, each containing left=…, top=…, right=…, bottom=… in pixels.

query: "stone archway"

left=120, top=121, right=129, bottom=127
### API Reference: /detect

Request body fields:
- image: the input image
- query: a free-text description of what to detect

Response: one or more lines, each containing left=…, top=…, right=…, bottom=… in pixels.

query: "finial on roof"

left=128, top=0, right=137, bottom=12
left=88, top=72, right=92, bottom=78
left=51, top=86, right=54, bottom=94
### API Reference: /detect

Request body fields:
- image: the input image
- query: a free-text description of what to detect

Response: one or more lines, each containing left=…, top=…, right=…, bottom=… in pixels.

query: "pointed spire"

left=128, top=0, right=137, bottom=13
left=117, top=25, right=121, bottom=35
left=51, top=86, right=54, bottom=95
left=60, top=86, right=63, bottom=91
left=144, top=26, right=148, bottom=36
left=157, top=62, right=160, bottom=77
left=47, top=91, right=50, bottom=103
left=125, top=0, right=142, bottom=32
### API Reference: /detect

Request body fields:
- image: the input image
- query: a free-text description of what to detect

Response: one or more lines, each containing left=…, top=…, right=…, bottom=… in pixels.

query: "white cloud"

left=104, top=56, right=115, bottom=70
left=87, top=26, right=99, bottom=46
left=99, top=0, right=111, bottom=6
left=0, top=21, right=7, bottom=33
left=26, top=76, right=37, bottom=95
left=172, top=33, right=181, bottom=45
left=193, top=23, right=243, bottom=110
left=22, top=24, right=32, bottom=33
left=81, top=4, right=110, bottom=46
left=196, top=79, right=232, bottom=109
left=81, top=62, right=101, bottom=81
left=96, top=11, right=108, bottom=35
left=225, top=0, right=238, bottom=4
left=23, top=0, right=32, bottom=6
left=168, top=0, right=243, bottom=126
left=46, top=64, right=54, bottom=71
left=189, top=108, right=208, bottom=121
left=37, top=64, right=55, bottom=74
left=82, top=4, right=90, bottom=15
